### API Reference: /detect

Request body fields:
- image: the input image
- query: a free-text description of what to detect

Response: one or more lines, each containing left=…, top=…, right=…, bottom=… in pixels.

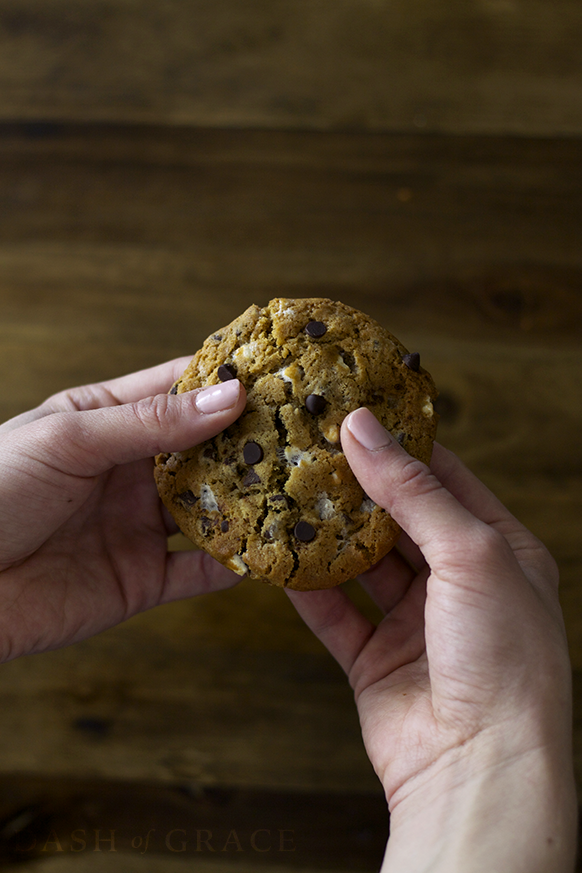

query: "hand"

left=0, top=359, right=246, bottom=662
left=288, top=408, right=577, bottom=871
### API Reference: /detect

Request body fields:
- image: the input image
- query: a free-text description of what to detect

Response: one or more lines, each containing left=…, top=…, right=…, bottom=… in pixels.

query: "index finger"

left=99, top=357, right=193, bottom=399
left=0, top=357, right=193, bottom=433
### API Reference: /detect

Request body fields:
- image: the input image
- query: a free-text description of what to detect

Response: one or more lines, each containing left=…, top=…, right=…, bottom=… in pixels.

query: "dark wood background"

left=0, top=2, right=581, bottom=871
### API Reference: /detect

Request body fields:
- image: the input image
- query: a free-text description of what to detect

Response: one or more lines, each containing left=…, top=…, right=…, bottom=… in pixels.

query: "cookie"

left=154, top=298, right=438, bottom=590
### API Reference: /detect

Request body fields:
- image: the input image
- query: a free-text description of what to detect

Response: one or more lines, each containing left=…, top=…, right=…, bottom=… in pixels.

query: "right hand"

left=288, top=407, right=577, bottom=871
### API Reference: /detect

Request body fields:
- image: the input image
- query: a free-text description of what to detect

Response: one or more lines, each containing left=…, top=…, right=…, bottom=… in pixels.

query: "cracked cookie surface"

left=154, top=298, right=438, bottom=590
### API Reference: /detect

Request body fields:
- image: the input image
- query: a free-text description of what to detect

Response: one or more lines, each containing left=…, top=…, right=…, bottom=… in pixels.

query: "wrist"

left=381, top=732, right=578, bottom=873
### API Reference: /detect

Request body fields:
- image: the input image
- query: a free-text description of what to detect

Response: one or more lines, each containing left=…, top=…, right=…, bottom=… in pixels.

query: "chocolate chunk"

left=169, top=385, right=178, bottom=395
left=305, top=394, right=326, bottom=415
left=402, top=352, right=420, bottom=372
left=305, top=320, right=327, bottom=338
left=243, top=470, right=261, bottom=487
left=294, top=521, right=316, bottom=542
left=217, top=363, right=237, bottom=382
left=200, top=516, right=213, bottom=534
left=178, top=490, right=198, bottom=507
left=243, top=441, right=263, bottom=465
left=221, top=520, right=230, bottom=533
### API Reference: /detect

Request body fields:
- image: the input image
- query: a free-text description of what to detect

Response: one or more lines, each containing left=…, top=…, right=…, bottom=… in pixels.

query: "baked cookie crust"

left=154, top=298, right=438, bottom=590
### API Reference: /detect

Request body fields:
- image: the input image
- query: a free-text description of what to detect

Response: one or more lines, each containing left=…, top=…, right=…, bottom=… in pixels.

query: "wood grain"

left=0, top=774, right=387, bottom=869
left=0, top=581, right=379, bottom=790
left=0, top=0, right=581, bottom=135
left=0, top=119, right=580, bottom=868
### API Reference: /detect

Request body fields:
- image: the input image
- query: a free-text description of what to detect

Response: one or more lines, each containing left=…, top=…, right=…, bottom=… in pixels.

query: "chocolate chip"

left=294, top=521, right=316, bottom=542
left=243, top=441, right=263, bottom=465
left=169, top=385, right=178, bottom=395
left=402, top=352, right=420, bottom=372
left=243, top=470, right=261, bottom=487
left=305, top=394, right=326, bottom=415
left=217, top=363, right=237, bottom=381
left=178, top=490, right=198, bottom=507
left=221, top=520, right=230, bottom=533
left=305, top=320, right=327, bottom=338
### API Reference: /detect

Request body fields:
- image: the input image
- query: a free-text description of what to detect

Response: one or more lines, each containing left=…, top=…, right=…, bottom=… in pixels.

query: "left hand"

left=0, top=358, right=246, bottom=661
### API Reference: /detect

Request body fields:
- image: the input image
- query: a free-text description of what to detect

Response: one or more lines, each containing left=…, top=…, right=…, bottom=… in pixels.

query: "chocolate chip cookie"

left=154, top=298, right=438, bottom=590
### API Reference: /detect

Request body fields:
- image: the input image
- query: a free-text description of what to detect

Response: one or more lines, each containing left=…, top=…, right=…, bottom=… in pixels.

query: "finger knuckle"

left=45, top=383, right=119, bottom=413
left=132, top=394, right=172, bottom=431
left=468, top=523, right=508, bottom=561
left=526, top=535, right=560, bottom=583
left=40, top=389, right=77, bottom=414
left=311, top=596, right=350, bottom=637
left=396, top=456, right=440, bottom=499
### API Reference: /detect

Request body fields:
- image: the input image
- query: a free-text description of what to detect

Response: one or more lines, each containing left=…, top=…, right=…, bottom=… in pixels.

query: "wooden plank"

left=0, top=579, right=380, bottom=791
left=0, top=1, right=581, bottom=135
left=0, top=128, right=580, bottom=396
left=0, top=126, right=580, bottom=298
left=0, top=775, right=387, bottom=870
left=0, top=852, right=348, bottom=873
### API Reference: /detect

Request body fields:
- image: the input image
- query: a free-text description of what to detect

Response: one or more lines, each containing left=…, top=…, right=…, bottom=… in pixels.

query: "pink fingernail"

left=346, top=408, right=395, bottom=451
left=195, top=380, right=241, bottom=414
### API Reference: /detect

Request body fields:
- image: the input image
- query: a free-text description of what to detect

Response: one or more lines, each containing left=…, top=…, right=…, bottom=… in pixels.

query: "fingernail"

left=195, top=380, right=241, bottom=414
left=346, top=408, right=396, bottom=451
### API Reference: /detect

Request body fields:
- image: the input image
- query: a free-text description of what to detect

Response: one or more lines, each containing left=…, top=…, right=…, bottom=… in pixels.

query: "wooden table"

left=0, top=2, right=581, bottom=870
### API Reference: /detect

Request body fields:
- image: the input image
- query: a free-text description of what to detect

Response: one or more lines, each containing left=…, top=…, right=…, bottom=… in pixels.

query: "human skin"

left=0, top=368, right=577, bottom=870
left=0, top=358, right=246, bottom=662
left=287, top=407, right=578, bottom=872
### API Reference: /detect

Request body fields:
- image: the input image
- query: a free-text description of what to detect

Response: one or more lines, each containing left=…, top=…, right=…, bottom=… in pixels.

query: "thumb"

left=340, top=407, right=479, bottom=569
left=32, top=379, right=246, bottom=477
left=0, top=380, right=245, bottom=569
